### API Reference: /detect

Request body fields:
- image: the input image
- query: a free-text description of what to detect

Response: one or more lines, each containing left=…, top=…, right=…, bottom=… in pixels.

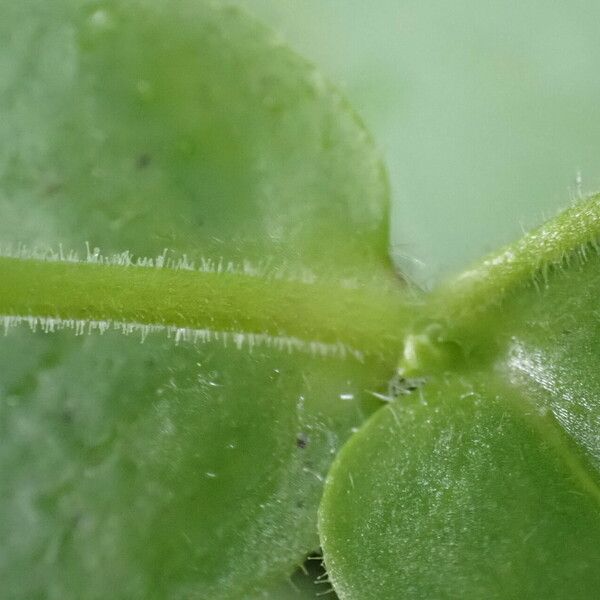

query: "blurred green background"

left=230, top=0, right=600, bottom=287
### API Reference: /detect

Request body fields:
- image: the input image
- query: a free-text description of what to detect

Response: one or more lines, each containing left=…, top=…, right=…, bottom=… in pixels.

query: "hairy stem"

left=399, top=193, right=600, bottom=373
left=0, top=256, right=412, bottom=361
left=434, top=193, right=600, bottom=322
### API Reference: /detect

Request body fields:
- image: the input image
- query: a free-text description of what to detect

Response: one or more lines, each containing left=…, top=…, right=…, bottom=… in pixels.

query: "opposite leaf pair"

left=1, top=1, right=599, bottom=599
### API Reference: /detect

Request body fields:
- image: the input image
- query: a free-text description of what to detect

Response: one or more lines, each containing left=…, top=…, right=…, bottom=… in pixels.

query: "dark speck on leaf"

left=136, top=153, right=151, bottom=169
left=296, top=433, right=308, bottom=449
left=388, top=373, right=426, bottom=398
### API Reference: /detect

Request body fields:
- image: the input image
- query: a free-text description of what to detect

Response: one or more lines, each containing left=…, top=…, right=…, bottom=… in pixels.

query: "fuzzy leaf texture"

left=0, top=1, right=407, bottom=598
left=319, top=196, right=600, bottom=599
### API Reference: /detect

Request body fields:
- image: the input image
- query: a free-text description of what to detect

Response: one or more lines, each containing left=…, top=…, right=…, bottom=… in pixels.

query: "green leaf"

left=2, top=329, right=386, bottom=599
left=0, top=1, right=405, bottom=597
left=0, top=0, right=393, bottom=281
left=426, top=194, right=600, bottom=472
left=320, top=197, right=600, bottom=599
left=320, top=373, right=600, bottom=599
left=235, top=0, right=600, bottom=284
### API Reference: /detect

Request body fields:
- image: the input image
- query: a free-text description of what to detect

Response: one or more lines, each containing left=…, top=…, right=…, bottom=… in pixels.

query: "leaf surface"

left=320, top=198, right=600, bottom=599
left=0, top=1, right=404, bottom=597
left=320, top=374, right=600, bottom=599
left=0, top=0, right=393, bottom=280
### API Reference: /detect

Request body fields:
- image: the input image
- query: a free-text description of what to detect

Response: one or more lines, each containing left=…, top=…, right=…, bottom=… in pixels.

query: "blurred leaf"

left=0, top=0, right=404, bottom=597
left=235, top=0, right=600, bottom=284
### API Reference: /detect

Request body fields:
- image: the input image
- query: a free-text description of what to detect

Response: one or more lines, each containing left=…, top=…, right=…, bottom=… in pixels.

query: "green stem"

left=434, top=192, right=600, bottom=321
left=400, top=193, right=600, bottom=373
left=0, top=256, right=412, bottom=361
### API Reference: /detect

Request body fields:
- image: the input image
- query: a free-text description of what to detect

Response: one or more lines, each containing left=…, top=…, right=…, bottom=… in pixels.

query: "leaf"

left=320, top=197, right=600, bottom=599
left=484, top=250, right=600, bottom=474
left=0, top=0, right=393, bottom=281
left=319, top=373, right=600, bottom=599
left=2, top=330, right=386, bottom=599
left=0, top=1, right=405, bottom=597
left=237, top=1, right=600, bottom=284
